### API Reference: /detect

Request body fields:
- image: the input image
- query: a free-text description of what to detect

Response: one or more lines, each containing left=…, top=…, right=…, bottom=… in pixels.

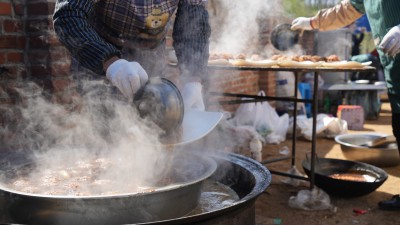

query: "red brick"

left=51, top=62, right=71, bottom=77
left=29, top=35, right=50, bottom=49
left=28, top=50, right=49, bottom=64
left=0, top=97, right=13, bottom=105
left=0, top=2, right=12, bottom=15
left=0, top=52, right=5, bottom=64
left=31, top=64, right=51, bottom=78
left=26, top=18, right=52, bottom=33
left=27, top=2, right=55, bottom=16
left=13, top=3, right=24, bottom=16
left=52, top=78, right=73, bottom=92
left=0, top=35, right=25, bottom=49
left=0, top=85, right=8, bottom=98
left=7, top=52, right=24, bottom=63
left=31, top=78, right=53, bottom=93
left=0, top=36, right=25, bottom=49
left=29, top=48, right=71, bottom=65
left=49, top=48, right=70, bottom=61
left=3, top=20, right=23, bottom=33
left=29, top=33, right=62, bottom=49
left=19, top=67, right=27, bottom=78
left=0, top=65, right=27, bottom=80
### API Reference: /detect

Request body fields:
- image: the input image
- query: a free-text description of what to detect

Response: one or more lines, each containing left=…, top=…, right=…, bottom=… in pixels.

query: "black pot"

left=302, top=157, right=388, bottom=197
left=270, top=23, right=300, bottom=51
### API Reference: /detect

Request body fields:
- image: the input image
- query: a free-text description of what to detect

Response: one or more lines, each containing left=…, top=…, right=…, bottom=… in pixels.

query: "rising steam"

left=208, top=0, right=283, bottom=55
left=0, top=80, right=177, bottom=195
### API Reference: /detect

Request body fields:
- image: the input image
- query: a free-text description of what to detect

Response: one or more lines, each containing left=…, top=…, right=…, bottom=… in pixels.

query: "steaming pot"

left=270, top=23, right=300, bottom=51
left=133, top=77, right=184, bottom=133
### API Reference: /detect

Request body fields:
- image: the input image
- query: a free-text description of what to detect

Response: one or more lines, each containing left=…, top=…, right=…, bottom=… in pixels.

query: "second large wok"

left=302, top=157, right=387, bottom=197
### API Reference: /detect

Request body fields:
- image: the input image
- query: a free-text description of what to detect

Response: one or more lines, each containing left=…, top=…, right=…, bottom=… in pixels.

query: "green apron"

left=351, top=0, right=400, bottom=113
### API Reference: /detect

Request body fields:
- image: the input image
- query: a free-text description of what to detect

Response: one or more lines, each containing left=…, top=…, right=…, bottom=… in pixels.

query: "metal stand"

left=209, top=65, right=375, bottom=189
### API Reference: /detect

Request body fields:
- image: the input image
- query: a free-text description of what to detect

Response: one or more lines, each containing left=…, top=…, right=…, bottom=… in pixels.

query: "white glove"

left=291, top=17, right=313, bottom=31
left=182, top=82, right=205, bottom=111
left=379, top=24, right=400, bottom=57
left=106, top=59, right=148, bottom=99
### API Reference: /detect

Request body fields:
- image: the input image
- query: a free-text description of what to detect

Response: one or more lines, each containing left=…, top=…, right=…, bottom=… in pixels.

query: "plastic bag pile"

left=231, top=91, right=348, bottom=144
left=233, top=91, right=290, bottom=144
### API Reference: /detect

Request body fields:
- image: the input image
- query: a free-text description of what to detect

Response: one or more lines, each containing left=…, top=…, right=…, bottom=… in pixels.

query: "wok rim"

left=0, top=155, right=218, bottom=200
left=138, top=153, right=272, bottom=225
left=302, top=157, right=389, bottom=184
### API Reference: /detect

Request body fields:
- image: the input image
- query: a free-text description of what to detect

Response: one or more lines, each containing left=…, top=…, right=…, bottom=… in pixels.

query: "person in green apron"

left=291, top=0, right=400, bottom=210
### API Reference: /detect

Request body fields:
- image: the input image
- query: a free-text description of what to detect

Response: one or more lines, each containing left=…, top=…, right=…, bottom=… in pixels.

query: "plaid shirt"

left=53, top=0, right=210, bottom=76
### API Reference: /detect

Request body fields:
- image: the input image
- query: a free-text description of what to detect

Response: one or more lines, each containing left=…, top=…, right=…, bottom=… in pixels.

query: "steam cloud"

left=0, top=80, right=177, bottom=195
left=208, top=0, right=283, bottom=55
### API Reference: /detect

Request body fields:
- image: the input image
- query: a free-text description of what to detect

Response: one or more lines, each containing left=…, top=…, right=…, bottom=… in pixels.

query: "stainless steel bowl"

left=335, top=133, right=400, bottom=167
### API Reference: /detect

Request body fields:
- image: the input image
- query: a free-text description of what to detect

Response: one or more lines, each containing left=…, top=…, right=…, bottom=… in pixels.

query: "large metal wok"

left=0, top=151, right=217, bottom=225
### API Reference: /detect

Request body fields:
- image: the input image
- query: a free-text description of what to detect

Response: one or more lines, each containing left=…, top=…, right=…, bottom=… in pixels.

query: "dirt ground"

left=254, top=102, right=400, bottom=225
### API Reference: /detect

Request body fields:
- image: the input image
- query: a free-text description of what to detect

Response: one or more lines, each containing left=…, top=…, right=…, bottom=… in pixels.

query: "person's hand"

left=291, top=17, right=313, bottom=31
left=106, top=59, right=148, bottom=99
left=379, top=24, right=400, bottom=57
left=181, top=82, right=205, bottom=111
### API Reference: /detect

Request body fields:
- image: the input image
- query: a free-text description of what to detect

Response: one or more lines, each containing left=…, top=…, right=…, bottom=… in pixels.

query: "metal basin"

left=302, top=157, right=388, bottom=197
left=0, top=151, right=217, bottom=225
left=335, top=133, right=400, bottom=167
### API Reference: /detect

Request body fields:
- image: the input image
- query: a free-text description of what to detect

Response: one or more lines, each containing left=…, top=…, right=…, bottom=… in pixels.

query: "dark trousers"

left=393, top=113, right=400, bottom=154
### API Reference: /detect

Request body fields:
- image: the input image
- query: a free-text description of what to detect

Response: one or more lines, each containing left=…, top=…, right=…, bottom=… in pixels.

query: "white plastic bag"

left=234, top=91, right=273, bottom=136
left=255, top=93, right=289, bottom=144
left=293, top=114, right=348, bottom=141
left=265, top=112, right=289, bottom=144
left=288, top=187, right=334, bottom=211
left=234, top=91, right=289, bottom=144
left=254, top=91, right=274, bottom=138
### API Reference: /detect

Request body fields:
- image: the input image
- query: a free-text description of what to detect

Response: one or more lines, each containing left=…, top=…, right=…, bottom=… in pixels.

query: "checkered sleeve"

left=187, top=0, right=208, bottom=5
left=172, top=0, right=211, bottom=82
left=53, top=0, right=121, bottom=75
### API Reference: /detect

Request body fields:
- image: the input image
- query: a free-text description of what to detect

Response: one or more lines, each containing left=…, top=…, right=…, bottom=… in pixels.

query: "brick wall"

left=0, top=0, right=27, bottom=104
left=0, top=0, right=75, bottom=104
left=0, top=0, right=77, bottom=149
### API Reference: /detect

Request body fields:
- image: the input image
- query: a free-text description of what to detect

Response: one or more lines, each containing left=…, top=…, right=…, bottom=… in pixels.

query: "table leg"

left=292, top=72, right=299, bottom=166
left=309, top=72, right=319, bottom=189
